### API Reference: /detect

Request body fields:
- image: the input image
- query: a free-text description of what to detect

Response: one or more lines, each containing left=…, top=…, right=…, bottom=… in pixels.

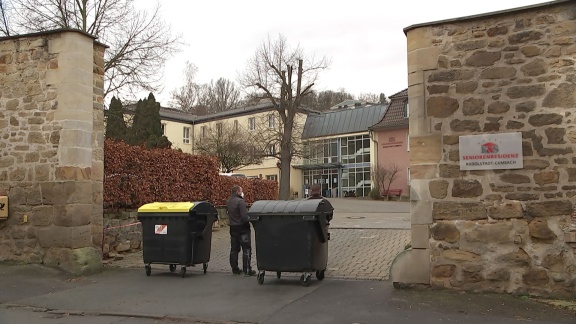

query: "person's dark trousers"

left=229, top=224, right=253, bottom=275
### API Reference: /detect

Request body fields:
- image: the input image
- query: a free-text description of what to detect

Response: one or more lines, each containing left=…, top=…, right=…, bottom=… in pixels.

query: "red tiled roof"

left=369, top=88, right=408, bottom=130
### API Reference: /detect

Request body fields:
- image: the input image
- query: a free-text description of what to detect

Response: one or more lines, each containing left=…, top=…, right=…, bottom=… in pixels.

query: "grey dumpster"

left=248, top=199, right=333, bottom=286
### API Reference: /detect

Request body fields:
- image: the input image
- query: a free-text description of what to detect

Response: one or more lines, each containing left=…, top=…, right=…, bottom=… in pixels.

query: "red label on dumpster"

left=155, top=225, right=167, bottom=234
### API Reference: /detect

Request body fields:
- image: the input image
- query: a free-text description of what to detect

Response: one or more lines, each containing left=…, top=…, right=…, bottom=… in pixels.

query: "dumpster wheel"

left=257, top=271, right=265, bottom=284
left=203, top=263, right=208, bottom=274
left=180, top=267, right=186, bottom=278
left=169, top=264, right=176, bottom=272
left=145, top=265, right=151, bottom=276
left=300, top=273, right=312, bottom=286
left=315, top=270, right=325, bottom=281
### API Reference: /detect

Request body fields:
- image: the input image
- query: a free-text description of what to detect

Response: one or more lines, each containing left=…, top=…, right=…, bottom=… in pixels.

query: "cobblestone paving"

left=106, top=227, right=411, bottom=281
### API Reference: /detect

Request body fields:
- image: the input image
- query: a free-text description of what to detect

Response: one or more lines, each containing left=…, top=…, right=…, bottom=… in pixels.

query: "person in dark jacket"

left=226, top=185, right=255, bottom=276
left=308, top=184, right=323, bottom=199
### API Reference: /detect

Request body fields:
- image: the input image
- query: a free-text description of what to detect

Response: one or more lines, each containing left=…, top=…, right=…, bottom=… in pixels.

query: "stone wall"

left=103, top=212, right=142, bottom=258
left=393, top=0, right=576, bottom=297
left=0, top=30, right=106, bottom=274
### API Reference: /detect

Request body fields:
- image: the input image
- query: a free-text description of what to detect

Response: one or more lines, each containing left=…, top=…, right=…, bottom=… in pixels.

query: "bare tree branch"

left=0, top=0, right=12, bottom=36
left=9, top=0, right=182, bottom=98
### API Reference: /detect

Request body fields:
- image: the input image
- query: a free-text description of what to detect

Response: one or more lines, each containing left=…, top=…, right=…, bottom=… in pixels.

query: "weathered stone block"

left=433, top=202, right=487, bottom=221
left=504, top=193, right=539, bottom=201
left=568, top=168, right=576, bottom=182
left=487, top=26, right=508, bottom=37
left=465, top=51, right=501, bottom=67
left=534, top=171, right=559, bottom=186
left=521, top=45, right=541, bottom=57
left=465, top=223, right=512, bottom=243
left=442, top=249, right=481, bottom=262
left=528, top=219, right=557, bottom=242
left=480, top=67, right=517, bottom=79
left=515, top=101, right=536, bottom=112
left=30, top=205, right=53, bottom=226
left=487, top=101, right=510, bottom=114
left=521, top=59, right=547, bottom=76
left=528, top=113, right=564, bottom=127
left=427, top=97, right=459, bottom=118
left=428, top=70, right=475, bottom=82
left=431, top=221, right=460, bottom=243
left=411, top=135, right=442, bottom=164
left=443, top=135, right=459, bottom=145
left=542, top=83, right=576, bottom=108
left=509, top=31, right=543, bottom=44
left=462, top=98, right=485, bottom=116
left=37, top=226, right=71, bottom=248
left=500, top=174, right=530, bottom=184
left=506, top=84, right=546, bottom=99
left=522, top=268, right=550, bottom=286
left=452, top=179, right=483, bottom=198
left=427, top=85, right=449, bottom=94
left=497, top=249, right=531, bottom=266
left=432, top=264, right=455, bottom=278
left=55, top=166, right=91, bottom=181
left=542, top=253, right=565, bottom=272
left=526, top=201, right=572, bottom=217
left=462, top=264, right=484, bottom=283
left=488, top=201, right=524, bottom=219
left=486, top=268, right=511, bottom=282
left=429, top=180, right=448, bottom=199
left=455, top=81, right=478, bottom=94
left=454, top=39, right=488, bottom=51
left=450, top=119, right=481, bottom=132
left=439, top=164, right=465, bottom=178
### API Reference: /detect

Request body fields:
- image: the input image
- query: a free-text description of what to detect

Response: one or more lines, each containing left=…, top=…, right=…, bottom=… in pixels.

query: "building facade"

left=300, top=104, right=387, bottom=197
left=369, top=89, right=410, bottom=196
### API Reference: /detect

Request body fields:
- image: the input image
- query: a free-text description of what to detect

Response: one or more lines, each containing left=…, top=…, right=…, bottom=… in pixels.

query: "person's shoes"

left=243, top=269, right=256, bottom=276
left=232, top=268, right=242, bottom=275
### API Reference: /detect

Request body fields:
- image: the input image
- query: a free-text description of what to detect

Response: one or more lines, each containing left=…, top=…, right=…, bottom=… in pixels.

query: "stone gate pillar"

left=0, top=30, right=106, bottom=274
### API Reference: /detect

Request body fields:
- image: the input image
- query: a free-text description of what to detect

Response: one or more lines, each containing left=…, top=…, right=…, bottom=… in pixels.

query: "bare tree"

left=10, top=0, right=181, bottom=98
left=0, top=0, right=10, bottom=36
left=170, top=61, right=200, bottom=113
left=195, top=121, right=262, bottom=173
left=357, top=92, right=389, bottom=105
left=372, top=163, right=400, bottom=200
left=239, top=34, right=329, bottom=199
left=202, top=78, right=241, bottom=114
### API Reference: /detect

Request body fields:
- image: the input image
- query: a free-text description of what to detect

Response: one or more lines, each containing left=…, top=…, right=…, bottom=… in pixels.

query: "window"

left=268, top=114, right=275, bottom=128
left=201, top=126, right=206, bottom=138
left=266, top=174, right=278, bottom=181
left=234, top=120, right=239, bottom=132
left=216, top=123, right=223, bottom=136
left=161, top=123, right=166, bottom=135
left=406, top=133, right=410, bottom=152
left=183, top=127, right=190, bottom=144
left=267, top=144, right=277, bottom=155
left=248, top=117, right=256, bottom=130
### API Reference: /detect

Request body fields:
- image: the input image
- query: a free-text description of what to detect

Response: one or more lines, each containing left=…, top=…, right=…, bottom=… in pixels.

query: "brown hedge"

left=104, top=139, right=278, bottom=210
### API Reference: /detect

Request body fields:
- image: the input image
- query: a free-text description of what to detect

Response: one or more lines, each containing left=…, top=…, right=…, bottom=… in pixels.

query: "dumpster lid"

left=248, top=199, right=333, bottom=215
left=138, top=202, right=195, bottom=213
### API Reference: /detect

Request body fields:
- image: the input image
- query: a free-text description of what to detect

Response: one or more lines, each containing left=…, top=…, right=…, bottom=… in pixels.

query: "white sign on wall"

left=459, top=132, right=523, bottom=170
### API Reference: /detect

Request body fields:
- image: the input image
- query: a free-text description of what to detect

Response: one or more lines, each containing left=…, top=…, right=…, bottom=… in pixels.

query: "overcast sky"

left=133, top=0, right=546, bottom=106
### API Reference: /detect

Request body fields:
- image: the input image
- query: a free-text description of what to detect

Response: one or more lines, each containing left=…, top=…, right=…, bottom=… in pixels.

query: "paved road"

left=108, top=198, right=411, bottom=280
left=1, top=264, right=574, bottom=324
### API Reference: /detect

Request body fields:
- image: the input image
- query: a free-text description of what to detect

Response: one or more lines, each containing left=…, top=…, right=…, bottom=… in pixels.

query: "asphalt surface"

left=1, top=198, right=575, bottom=323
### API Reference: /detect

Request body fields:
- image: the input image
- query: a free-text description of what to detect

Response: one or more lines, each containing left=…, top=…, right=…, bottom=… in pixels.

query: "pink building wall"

left=375, top=127, right=410, bottom=194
